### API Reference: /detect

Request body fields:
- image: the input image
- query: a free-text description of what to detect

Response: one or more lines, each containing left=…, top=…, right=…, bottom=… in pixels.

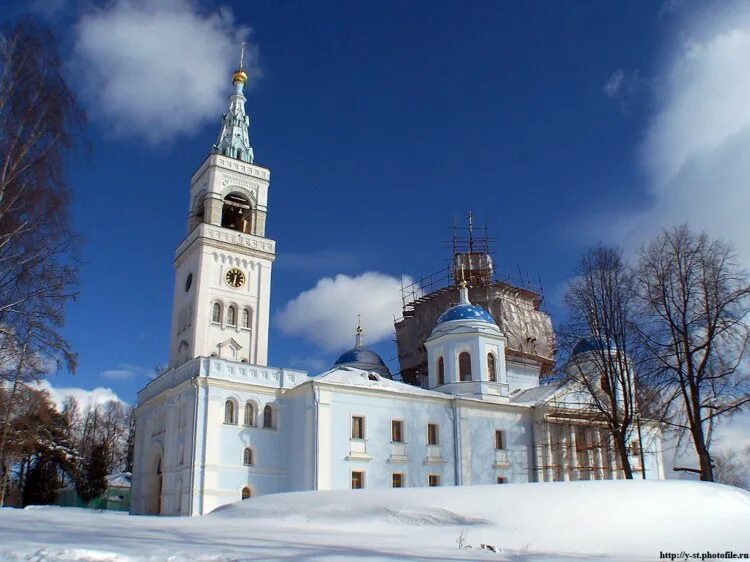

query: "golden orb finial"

left=232, top=69, right=248, bottom=84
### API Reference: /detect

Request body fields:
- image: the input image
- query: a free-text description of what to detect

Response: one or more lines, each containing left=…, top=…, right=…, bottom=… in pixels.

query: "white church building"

left=130, top=60, right=666, bottom=516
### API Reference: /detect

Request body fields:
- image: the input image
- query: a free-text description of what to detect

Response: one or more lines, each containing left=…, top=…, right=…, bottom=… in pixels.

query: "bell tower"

left=168, top=51, right=275, bottom=368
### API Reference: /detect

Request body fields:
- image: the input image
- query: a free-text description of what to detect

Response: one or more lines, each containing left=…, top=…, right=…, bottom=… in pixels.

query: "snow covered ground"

left=0, top=480, right=748, bottom=561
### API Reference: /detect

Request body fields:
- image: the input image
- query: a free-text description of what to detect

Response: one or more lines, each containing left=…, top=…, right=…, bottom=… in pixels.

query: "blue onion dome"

left=437, top=303, right=495, bottom=324
left=333, top=322, right=392, bottom=379
left=571, top=337, right=617, bottom=356
left=436, top=279, right=497, bottom=326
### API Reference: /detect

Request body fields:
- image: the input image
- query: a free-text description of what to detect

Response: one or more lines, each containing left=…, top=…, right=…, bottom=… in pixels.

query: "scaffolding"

left=531, top=396, right=653, bottom=482
left=395, top=218, right=553, bottom=385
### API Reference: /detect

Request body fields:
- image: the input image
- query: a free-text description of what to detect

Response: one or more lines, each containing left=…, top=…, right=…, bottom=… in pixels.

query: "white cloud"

left=603, top=69, right=626, bottom=97
left=275, top=272, right=412, bottom=352
left=100, top=362, right=154, bottom=380
left=602, top=68, right=642, bottom=107
left=714, top=411, right=750, bottom=452
left=610, top=1, right=750, bottom=261
left=36, top=380, right=126, bottom=411
left=71, top=0, right=255, bottom=143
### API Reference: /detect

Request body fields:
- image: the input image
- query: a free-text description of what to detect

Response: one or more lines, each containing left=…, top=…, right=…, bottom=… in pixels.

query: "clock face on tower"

left=225, top=268, right=246, bottom=288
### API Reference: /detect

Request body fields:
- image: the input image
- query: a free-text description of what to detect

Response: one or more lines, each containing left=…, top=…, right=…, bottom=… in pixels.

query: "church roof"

left=571, top=337, right=617, bottom=356
left=311, top=366, right=444, bottom=398
left=509, top=383, right=562, bottom=405
left=436, top=302, right=495, bottom=325
left=332, top=323, right=392, bottom=379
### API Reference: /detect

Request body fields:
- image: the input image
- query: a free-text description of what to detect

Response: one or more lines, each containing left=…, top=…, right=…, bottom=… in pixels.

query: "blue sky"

left=4, top=0, right=750, bottom=428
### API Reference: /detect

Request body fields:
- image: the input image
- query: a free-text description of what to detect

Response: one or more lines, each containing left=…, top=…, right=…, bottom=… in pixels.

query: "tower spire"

left=212, top=43, right=254, bottom=163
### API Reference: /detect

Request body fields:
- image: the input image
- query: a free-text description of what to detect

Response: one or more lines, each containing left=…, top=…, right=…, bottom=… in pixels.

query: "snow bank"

left=0, top=480, right=748, bottom=561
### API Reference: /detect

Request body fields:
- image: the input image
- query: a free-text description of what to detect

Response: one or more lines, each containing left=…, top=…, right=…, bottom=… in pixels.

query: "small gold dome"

left=232, top=69, right=248, bottom=84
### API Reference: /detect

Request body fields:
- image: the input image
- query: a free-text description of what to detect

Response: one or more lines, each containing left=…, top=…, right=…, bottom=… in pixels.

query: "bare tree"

left=713, top=446, right=750, bottom=490
left=0, top=18, right=84, bottom=367
left=0, top=20, right=85, bottom=502
left=559, top=245, right=642, bottom=478
left=636, top=225, right=750, bottom=481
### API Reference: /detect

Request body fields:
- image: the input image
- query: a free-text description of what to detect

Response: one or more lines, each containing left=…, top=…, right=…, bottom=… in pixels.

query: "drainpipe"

left=452, top=398, right=461, bottom=486
left=312, top=382, right=320, bottom=490
left=530, top=412, right=537, bottom=482
left=189, top=375, right=199, bottom=516
left=199, top=370, right=209, bottom=515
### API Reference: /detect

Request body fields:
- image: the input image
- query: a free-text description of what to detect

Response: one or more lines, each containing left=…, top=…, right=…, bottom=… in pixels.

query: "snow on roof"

left=309, top=366, right=447, bottom=399
left=509, top=383, right=562, bottom=405
left=105, top=472, right=132, bottom=488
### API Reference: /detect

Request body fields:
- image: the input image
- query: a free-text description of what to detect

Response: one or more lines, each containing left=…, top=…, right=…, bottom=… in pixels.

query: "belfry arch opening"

left=221, top=193, right=253, bottom=233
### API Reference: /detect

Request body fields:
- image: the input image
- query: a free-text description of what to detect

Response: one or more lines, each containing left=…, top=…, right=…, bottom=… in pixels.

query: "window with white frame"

left=263, top=404, right=274, bottom=428
left=427, top=423, right=439, bottom=445
left=487, top=353, right=497, bottom=382
left=391, top=420, right=404, bottom=443
left=351, top=470, right=364, bottom=489
left=224, top=400, right=236, bottom=424
left=459, top=352, right=472, bottom=381
left=244, top=402, right=255, bottom=426
left=495, top=429, right=505, bottom=450
left=227, top=305, right=237, bottom=326
left=243, top=447, right=254, bottom=466
left=352, top=416, right=365, bottom=439
left=212, top=302, right=222, bottom=324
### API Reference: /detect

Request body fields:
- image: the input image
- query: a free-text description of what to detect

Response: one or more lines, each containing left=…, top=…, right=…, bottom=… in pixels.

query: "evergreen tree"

left=22, top=455, right=60, bottom=506
left=77, top=441, right=109, bottom=504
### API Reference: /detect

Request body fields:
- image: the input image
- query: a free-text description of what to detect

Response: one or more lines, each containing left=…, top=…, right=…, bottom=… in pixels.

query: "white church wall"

left=282, top=388, right=316, bottom=491
left=318, top=385, right=456, bottom=490
left=506, top=359, right=541, bottom=394
left=131, top=379, right=197, bottom=516
left=197, top=383, right=288, bottom=513
left=169, top=249, right=201, bottom=368
left=457, top=403, right=534, bottom=485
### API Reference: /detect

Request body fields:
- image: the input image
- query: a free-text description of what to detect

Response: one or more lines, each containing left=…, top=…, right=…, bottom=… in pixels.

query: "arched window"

left=459, top=352, right=472, bottom=382
left=212, top=303, right=222, bottom=323
left=487, top=353, right=497, bottom=382
left=263, top=404, right=274, bottom=429
left=221, top=193, right=252, bottom=233
left=242, top=308, right=251, bottom=329
left=244, top=402, right=255, bottom=426
left=241, top=486, right=252, bottom=500
left=243, top=447, right=254, bottom=466
left=437, top=357, right=445, bottom=386
left=227, top=305, right=237, bottom=326
left=224, top=400, right=236, bottom=424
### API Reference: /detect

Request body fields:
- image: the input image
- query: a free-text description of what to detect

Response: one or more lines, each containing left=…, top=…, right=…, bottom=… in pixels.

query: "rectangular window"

left=428, top=474, right=440, bottom=487
left=391, top=420, right=403, bottom=443
left=428, top=423, right=439, bottom=445
left=351, top=416, right=365, bottom=439
left=351, top=470, right=364, bottom=489
left=495, top=429, right=505, bottom=450
left=496, top=476, right=506, bottom=484
left=392, top=473, right=404, bottom=488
